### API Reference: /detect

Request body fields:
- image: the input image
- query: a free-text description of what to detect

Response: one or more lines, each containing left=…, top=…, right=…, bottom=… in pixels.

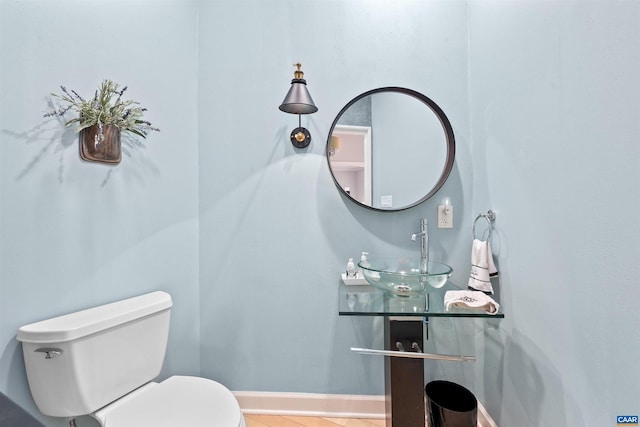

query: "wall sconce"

left=329, top=136, right=341, bottom=156
left=279, top=63, right=318, bottom=148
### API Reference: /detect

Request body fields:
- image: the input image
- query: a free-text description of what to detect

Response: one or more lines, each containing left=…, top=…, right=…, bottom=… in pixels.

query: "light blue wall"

left=196, top=0, right=471, bottom=394
left=468, top=1, right=640, bottom=426
left=0, top=1, right=201, bottom=426
left=1, top=1, right=638, bottom=427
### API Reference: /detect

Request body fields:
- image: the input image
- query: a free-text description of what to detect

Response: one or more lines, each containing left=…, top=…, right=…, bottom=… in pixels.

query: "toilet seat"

left=94, top=376, right=245, bottom=427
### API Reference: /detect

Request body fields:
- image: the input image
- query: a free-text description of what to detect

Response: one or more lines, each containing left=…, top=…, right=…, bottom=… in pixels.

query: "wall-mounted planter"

left=46, top=80, right=158, bottom=165
left=79, top=124, right=122, bottom=164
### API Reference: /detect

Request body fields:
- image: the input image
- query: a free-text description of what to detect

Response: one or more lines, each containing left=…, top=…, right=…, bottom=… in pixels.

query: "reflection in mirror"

left=329, top=125, right=372, bottom=205
left=326, top=87, right=455, bottom=211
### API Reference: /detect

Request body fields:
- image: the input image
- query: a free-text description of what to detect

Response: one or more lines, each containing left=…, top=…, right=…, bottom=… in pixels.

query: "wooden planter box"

left=79, top=124, right=122, bottom=164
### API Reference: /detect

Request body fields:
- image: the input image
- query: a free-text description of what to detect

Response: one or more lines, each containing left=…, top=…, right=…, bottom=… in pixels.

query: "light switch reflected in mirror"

left=326, top=87, right=455, bottom=212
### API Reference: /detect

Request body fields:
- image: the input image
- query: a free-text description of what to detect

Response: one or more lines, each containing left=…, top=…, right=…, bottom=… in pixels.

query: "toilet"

left=16, top=291, right=245, bottom=427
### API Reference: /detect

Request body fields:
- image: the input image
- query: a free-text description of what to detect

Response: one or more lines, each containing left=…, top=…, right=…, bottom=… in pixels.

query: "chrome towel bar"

left=351, top=347, right=475, bottom=362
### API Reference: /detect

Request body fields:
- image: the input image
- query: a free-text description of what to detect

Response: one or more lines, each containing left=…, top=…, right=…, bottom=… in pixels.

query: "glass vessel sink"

left=358, top=257, right=453, bottom=296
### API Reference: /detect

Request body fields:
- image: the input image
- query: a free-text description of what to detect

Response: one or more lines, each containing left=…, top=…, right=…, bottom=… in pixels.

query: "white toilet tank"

left=16, top=291, right=172, bottom=418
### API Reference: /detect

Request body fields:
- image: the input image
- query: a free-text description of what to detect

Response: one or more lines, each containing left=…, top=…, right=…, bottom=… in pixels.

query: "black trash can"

left=425, top=380, right=477, bottom=427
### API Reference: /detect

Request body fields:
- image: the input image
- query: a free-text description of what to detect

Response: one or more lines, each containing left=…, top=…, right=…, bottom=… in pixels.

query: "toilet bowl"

left=16, top=291, right=245, bottom=427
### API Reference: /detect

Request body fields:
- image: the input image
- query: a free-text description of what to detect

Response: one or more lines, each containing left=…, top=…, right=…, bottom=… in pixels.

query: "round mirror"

left=326, top=87, right=455, bottom=211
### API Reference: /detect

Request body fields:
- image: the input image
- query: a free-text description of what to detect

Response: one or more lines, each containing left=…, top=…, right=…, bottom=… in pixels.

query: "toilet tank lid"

left=16, top=291, right=173, bottom=344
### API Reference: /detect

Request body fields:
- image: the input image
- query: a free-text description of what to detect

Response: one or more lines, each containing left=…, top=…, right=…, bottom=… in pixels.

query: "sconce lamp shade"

left=279, top=63, right=318, bottom=149
left=279, top=79, right=318, bottom=115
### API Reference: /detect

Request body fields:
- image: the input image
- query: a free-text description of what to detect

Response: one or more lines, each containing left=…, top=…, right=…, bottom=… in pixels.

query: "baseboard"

left=233, top=391, right=385, bottom=419
left=233, top=391, right=498, bottom=426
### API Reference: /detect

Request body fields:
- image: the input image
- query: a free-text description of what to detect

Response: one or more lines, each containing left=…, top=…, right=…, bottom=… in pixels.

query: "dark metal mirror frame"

left=326, top=87, right=456, bottom=212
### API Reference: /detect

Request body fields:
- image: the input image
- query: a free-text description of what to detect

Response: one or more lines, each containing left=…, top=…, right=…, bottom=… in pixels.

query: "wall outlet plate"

left=438, top=205, right=453, bottom=228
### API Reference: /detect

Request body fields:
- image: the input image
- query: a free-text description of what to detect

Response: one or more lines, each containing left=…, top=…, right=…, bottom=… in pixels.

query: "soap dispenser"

left=359, top=252, right=369, bottom=276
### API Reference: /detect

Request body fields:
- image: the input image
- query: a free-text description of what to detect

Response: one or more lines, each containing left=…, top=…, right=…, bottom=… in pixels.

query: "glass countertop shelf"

left=338, top=282, right=504, bottom=318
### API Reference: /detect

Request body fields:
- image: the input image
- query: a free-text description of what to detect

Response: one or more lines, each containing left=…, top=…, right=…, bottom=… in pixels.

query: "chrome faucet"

left=411, top=218, right=429, bottom=273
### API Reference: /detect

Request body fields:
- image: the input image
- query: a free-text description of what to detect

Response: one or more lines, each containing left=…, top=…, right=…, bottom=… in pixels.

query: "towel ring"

left=473, top=210, right=496, bottom=241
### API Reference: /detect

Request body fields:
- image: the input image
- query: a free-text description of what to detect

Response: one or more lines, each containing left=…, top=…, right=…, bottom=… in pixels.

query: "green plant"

left=45, top=79, right=159, bottom=138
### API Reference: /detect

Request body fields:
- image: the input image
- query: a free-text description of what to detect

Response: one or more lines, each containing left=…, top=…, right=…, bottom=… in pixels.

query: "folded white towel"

left=444, top=290, right=500, bottom=315
left=467, top=238, right=498, bottom=294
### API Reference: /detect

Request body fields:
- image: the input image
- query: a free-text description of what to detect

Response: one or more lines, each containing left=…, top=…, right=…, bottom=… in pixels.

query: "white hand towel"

left=467, top=238, right=498, bottom=294
left=444, top=290, right=500, bottom=315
